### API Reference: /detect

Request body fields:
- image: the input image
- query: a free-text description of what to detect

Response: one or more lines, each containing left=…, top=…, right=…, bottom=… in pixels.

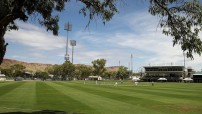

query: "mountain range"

left=0, top=59, right=120, bottom=72
left=0, top=59, right=53, bottom=72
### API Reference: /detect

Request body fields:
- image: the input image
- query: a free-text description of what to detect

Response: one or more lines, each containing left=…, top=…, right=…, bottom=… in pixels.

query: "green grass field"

left=0, top=80, right=202, bottom=114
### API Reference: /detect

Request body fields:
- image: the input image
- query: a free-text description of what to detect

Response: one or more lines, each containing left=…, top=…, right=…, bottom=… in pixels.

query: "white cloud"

left=3, top=11, right=202, bottom=72
left=5, top=21, right=66, bottom=51
left=120, top=11, right=202, bottom=71
left=74, top=11, right=202, bottom=71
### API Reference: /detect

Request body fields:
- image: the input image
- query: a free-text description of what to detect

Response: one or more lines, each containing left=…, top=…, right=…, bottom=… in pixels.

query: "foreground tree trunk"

left=0, top=26, right=8, bottom=65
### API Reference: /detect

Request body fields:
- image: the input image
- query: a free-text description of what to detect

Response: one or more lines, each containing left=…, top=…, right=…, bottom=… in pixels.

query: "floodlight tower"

left=64, top=22, right=72, bottom=62
left=70, top=40, right=76, bottom=64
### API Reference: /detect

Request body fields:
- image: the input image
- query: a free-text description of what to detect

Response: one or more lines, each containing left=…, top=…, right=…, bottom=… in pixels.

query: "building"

left=193, top=72, right=202, bottom=83
left=0, top=74, right=6, bottom=81
left=88, top=76, right=102, bottom=80
left=142, top=66, right=186, bottom=82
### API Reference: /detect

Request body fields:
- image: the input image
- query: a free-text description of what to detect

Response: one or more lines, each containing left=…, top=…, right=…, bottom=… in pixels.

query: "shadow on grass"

left=0, top=110, right=84, bottom=114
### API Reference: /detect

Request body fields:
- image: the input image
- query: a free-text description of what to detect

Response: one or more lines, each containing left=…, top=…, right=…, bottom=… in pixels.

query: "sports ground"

left=0, top=81, right=202, bottom=114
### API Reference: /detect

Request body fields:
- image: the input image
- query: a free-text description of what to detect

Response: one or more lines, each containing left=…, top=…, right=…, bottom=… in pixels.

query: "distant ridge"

left=0, top=59, right=120, bottom=72
left=0, top=59, right=53, bottom=72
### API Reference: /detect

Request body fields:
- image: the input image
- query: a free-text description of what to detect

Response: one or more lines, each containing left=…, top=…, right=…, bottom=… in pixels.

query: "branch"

left=153, top=0, right=175, bottom=27
left=0, top=14, right=13, bottom=27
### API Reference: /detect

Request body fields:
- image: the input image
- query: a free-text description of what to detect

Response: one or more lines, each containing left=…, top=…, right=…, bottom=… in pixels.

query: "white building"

left=89, top=76, right=102, bottom=80
left=0, top=74, right=6, bottom=81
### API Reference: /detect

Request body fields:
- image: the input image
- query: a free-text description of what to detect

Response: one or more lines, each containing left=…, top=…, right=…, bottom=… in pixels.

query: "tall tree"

left=0, top=68, right=12, bottom=78
left=77, top=65, right=93, bottom=80
left=92, top=58, right=106, bottom=76
left=116, top=66, right=129, bottom=80
left=103, top=70, right=117, bottom=79
left=149, top=0, right=202, bottom=59
left=10, top=64, right=26, bottom=77
left=61, top=61, right=75, bottom=80
left=35, top=71, right=49, bottom=81
left=51, top=64, right=63, bottom=80
left=0, top=0, right=118, bottom=64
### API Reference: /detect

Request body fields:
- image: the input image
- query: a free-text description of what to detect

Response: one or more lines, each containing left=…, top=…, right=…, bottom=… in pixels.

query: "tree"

left=76, top=65, right=93, bottom=80
left=51, top=64, right=63, bottom=80
left=61, top=61, right=75, bottom=80
left=116, top=66, right=129, bottom=80
left=10, top=64, right=26, bottom=77
left=149, top=0, right=202, bottom=59
left=45, top=66, right=54, bottom=74
left=35, top=71, right=49, bottom=81
left=92, top=59, right=106, bottom=76
left=103, top=70, right=117, bottom=79
left=1, top=0, right=202, bottom=64
left=0, top=0, right=118, bottom=64
left=1, top=68, right=12, bottom=78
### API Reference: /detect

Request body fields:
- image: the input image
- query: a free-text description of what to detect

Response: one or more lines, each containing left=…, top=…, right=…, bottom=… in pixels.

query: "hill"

left=0, top=59, right=120, bottom=72
left=0, top=59, right=53, bottom=72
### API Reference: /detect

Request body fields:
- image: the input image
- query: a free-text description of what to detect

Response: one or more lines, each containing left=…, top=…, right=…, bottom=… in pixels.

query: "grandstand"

left=142, top=66, right=187, bottom=82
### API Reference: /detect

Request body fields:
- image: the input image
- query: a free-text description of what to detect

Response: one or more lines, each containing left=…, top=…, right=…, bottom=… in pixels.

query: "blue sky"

left=4, top=0, right=202, bottom=72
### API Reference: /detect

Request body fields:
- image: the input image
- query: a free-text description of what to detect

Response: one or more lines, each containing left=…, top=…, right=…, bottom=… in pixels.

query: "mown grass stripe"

left=78, top=81, right=202, bottom=93
left=47, top=81, right=158, bottom=114
left=90, top=82, right=202, bottom=105
left=70, top=81, right=202, bottom=103
left=0, top=81, right=202, bottom=114
left=0, top=82, right=26, bottom=97
left=140, top=83, right=202, bottom=93
left=58, top=81, right=202, bottom=114
left=35, top=81, right=93, bottom=114
left=0, top=82, right=36, bottom=113
left=0, top=81, right=11, bottom=87
left=95, top=85, right=202, bottom=104
left=53, top=81, right=174, bottom=114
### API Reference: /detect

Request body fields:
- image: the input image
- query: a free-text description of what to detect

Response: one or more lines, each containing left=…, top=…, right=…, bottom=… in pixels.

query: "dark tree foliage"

left=35, top=71, right=49, bottom=81
left=61, top=61, right=75, bottom=80
left=76, top=65, right=93, bottom=80
left=149, top=0, right=202, bottom=59
left=116, top=66, right=129, bottom=80
left=10, top=64, right=26, bottom=77
left=92, top=58, right=106, bottom=76
left=0, top=0, right=118, bottom=64
left=1, top=0, right=202, bottom=64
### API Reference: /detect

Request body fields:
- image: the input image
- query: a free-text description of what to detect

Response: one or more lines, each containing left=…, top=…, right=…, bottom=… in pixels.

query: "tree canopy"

left=76, top=65, right=93, bottom=80
left=116, top=66, right=129, bottom=80
left=61, top=61, right=75, bottom=80
left=92, top=58, right=106, bottom=76
left=0, top=0, right=118, bottom=64
left=10, top=64, right=26, bottom=78
left=0, top=0, right=202, bottom=65
left=149, top=0, right=202, bottom=59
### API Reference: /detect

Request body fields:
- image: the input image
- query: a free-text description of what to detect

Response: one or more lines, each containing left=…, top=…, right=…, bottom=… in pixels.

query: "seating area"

left=142, top=66, right=185, bottom=82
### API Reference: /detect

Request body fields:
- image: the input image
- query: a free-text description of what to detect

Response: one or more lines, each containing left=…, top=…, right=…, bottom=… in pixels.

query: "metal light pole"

left=70, top=40, right=76, bottom=64
left=64, top=22, right=72, bottom=62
